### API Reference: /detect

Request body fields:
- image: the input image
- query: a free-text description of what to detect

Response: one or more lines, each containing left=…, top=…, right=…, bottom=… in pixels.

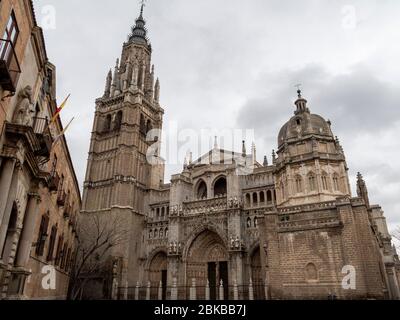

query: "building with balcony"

left=0, top=0, right=81, bottom=300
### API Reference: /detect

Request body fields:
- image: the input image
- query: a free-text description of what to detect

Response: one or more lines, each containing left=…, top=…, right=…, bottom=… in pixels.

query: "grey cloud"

left=33, top=0, right=400, bottom=231
left=237, top=64, right=400, bottom=137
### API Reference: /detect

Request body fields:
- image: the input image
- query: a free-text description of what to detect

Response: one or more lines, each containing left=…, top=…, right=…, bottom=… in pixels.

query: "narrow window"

left=55, top=235, right=64, bottom=266
left=252, top=193, right=258, bottom=206
left=246, top=194, right=251, bottom=207
left=36, top=213, right=49, bottom=256
left=61, top=242, right=68, bottom=269
left=295, top=175, right=303, bottom=193
left=0, top=11, right=19, bottom=65
left=46, top=225, right=57, bottom=262
left=104, top=114, right=112, bottom=132
left=266, top=190, right=272, bottom=203
left=308, top=173, right=316, bottom=191
left=333, top=175, right=339, bottom=191
left=321, top=173, right=329, bottom=190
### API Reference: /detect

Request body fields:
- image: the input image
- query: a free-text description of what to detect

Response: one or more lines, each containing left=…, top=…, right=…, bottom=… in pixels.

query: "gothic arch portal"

left=185, top=229, right=229, bottom=300
left=148, top=250, right=168, bottom=300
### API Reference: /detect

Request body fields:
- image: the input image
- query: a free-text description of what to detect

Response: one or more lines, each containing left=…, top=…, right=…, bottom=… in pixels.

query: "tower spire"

left=140, top=2, right=144, bottom=17
left=129, top=2, right=149, bottom=45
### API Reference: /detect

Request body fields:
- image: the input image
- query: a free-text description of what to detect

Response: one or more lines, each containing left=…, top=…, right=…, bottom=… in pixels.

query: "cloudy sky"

left=33, top=0, right=400, bottom=232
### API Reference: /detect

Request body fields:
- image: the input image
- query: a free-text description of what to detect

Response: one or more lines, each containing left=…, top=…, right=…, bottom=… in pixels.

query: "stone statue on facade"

left=13, top=85, right=35, bottom=127
left=235, top=236, right=240, bottom=250
left=230, top=236, right=235, bottom=249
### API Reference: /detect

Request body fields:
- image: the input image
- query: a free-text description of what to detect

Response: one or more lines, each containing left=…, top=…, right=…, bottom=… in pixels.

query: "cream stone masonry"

left=80, top=7, right=400, bottom=300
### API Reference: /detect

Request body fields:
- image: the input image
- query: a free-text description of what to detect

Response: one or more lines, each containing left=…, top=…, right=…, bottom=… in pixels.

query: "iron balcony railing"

left=32, top=116, right=50, bottom=135
left=32, top=116, right=53, bottom=158
left=0, top=38, right=21, bottom=92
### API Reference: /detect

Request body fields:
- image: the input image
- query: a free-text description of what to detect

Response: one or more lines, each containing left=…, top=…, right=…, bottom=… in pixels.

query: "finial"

left=295, top=84, right=302, bottom=98
left=242, top=141, right=246, bottom=156
left=140, top=0, right=146, bottom=16
left=294, top=84, right=309, bottom=114
left=189, top=152, right=193, bottom=164
left=263, top=156, right=268, bottom=167
left=214, top=136, right=218, bottom=149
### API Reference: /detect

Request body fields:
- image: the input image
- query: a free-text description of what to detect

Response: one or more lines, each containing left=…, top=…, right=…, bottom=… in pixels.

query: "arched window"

left=146, top=119, right=152, bottom=134
left=254, top=217, right=258, bottom=228
left=104, top=114, right=112, bottom=132
left=260, top=192, right=265, bottom=204
left=252, top=193, right=258, bottom=206
left=154, top=229, right=159, bottom=238
left=213, top=177, right=227, bottom=197
left=333, top=174, right=340, bottom=191
left=246, top=194, right=251, bottom=207
left=267, top=190, right=272, bottom=203
left=308, top=173, right=316, bottom=192
left=280, top=181, right=285, bottom=199
left=149, top=229, right=153, bottom=239
left=115, top=111, right=123, bottom=130
left=197, top=180, right=208, bottom=199
left=247, top=217, right=252, bottom=228
left=165, top=228, right=168, bottom=238
left=305, top=263, right=318, bottom=281
left=295, top=175, right=303, bottom=193
left=160, top=228, right=164, bottom=238
left=321, top=172, right=329, bottom=190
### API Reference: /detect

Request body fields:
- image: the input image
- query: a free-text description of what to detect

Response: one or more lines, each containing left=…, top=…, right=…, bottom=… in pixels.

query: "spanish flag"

left=52, top=117, right=75, bottom=146
left=51, top=94, right=70, bottom=124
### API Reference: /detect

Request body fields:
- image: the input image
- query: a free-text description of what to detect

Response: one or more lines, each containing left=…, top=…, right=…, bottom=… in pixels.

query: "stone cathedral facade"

left=81, top=7, right=400, bottom=300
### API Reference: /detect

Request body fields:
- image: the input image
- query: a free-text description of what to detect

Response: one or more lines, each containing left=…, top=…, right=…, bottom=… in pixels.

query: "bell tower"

left=81, top=5, right=165, bottom=296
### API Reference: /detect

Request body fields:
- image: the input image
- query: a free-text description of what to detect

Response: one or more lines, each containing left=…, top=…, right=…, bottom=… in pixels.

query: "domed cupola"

left=274, top=89, right=351, bottom=207
left=278, top=90, right=333, bottom=148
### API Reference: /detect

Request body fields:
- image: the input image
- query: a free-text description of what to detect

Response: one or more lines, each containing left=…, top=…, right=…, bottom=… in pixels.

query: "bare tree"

left=67, top=213, right=129, bottom=300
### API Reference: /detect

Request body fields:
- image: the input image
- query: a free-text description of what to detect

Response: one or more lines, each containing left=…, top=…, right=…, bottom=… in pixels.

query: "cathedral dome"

left=278, top=92, right=333, bottom=147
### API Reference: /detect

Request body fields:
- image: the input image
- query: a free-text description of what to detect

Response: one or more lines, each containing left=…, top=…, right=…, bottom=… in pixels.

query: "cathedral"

left=80, top=6, right=400, bottom=300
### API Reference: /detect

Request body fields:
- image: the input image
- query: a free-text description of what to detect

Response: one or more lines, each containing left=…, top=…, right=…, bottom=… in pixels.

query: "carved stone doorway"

left=149, top=251, right=168, bottom=300
left=186, top=230, right=228, bottom=300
